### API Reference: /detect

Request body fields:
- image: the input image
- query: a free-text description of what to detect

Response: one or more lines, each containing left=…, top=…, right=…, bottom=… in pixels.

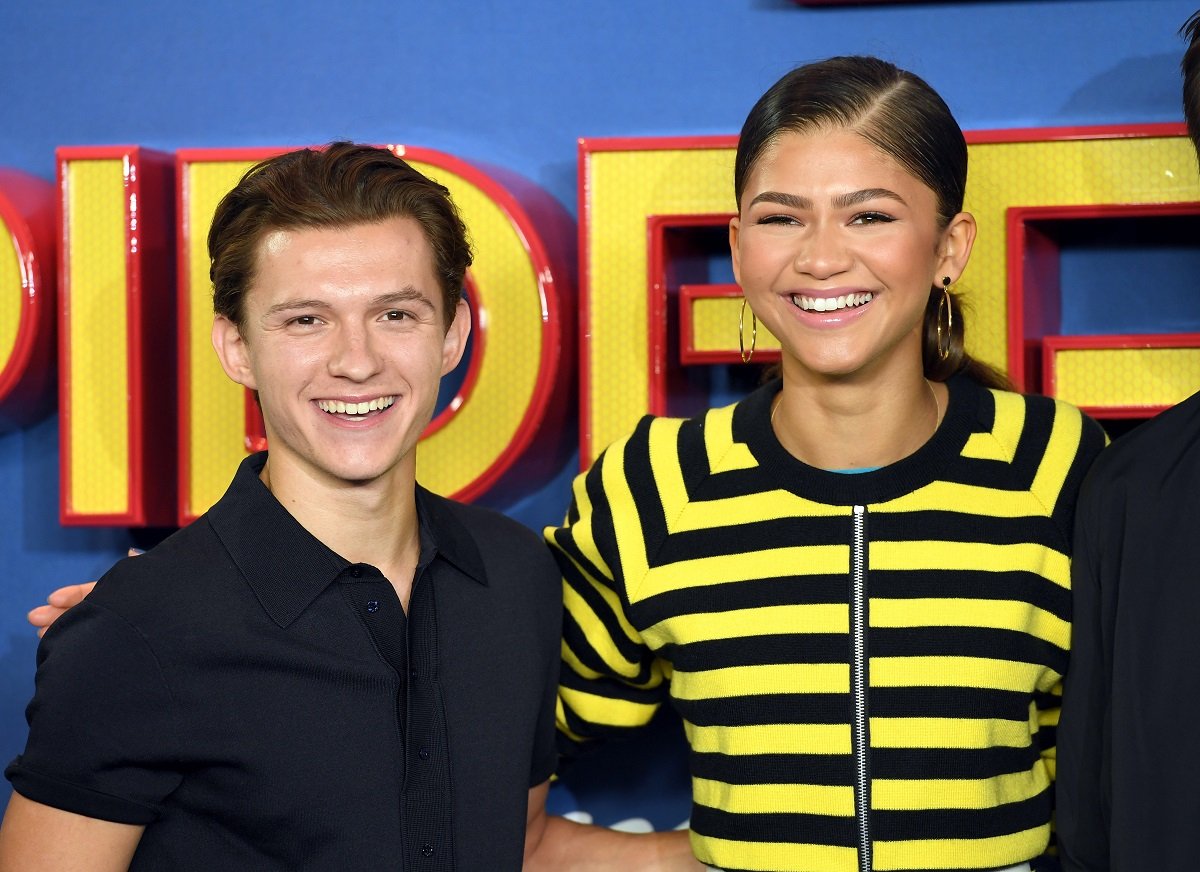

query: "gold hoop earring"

left=739, top=298, right=757, bottom=363
left=936, top=277, right=954, bottom=362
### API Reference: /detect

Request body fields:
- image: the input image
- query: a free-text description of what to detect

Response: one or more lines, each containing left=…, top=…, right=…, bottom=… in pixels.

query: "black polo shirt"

left=6, top=453, right=561, bottom=871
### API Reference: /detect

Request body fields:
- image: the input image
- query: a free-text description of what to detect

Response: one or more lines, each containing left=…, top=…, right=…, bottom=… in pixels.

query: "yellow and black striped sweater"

left=546, top=376, right=1105, bottom=872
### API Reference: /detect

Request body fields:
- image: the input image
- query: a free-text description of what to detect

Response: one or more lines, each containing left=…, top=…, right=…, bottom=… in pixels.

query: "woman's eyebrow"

left=747, top=188, right=906, bottom=210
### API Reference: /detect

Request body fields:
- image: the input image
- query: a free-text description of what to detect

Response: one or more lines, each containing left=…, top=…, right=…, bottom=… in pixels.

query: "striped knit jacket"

left=546, top=375, right=1105, bottom=872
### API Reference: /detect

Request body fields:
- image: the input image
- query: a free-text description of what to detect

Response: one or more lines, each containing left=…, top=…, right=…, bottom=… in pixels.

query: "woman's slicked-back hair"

left=734, top=56, right=966, bottom=225
left=209, top=141, right=472, bottom=331
left=735, top=56, right=1009, bottom=389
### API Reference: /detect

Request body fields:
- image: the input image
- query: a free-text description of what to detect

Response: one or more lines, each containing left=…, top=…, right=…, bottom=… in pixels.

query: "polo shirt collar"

left=413, top=485, right=489, bottom=587
left=207, top=453, right=487, bottom=629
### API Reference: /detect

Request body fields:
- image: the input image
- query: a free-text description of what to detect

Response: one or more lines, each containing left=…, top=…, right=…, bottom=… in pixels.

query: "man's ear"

left=441, top=298, right=471, bottom=375
left=211, top=314, right=257, bottom=390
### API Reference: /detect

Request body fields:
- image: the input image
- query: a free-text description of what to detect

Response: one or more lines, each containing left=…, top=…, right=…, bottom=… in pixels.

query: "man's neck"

left=259, top=456, right=422, bottom=609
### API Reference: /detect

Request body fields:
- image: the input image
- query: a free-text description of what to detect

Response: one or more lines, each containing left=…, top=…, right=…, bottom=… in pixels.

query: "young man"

left=1055, top=14, right=1200, bottom=871
left=0, top=143, right=697, bottom=871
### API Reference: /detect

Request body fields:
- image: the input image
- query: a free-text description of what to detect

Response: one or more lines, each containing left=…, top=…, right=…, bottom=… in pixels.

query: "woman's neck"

left=770, top=367, right=945, bottom=471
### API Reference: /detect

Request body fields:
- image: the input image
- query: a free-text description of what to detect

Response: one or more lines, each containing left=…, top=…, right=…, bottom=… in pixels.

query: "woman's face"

left=730, top=127, right=973, bottom=383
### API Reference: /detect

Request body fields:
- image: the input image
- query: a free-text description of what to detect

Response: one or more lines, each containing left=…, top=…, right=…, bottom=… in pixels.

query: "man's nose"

left=327, top=323, right=383, bottom=381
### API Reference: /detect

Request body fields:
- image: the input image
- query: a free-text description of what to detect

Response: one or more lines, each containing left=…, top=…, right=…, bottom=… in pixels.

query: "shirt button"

left=410, top=668, right=418, bottom=680
left=366, top=600, right=379, bottom=613
left=350, top=567, right=362, bottom=578
left=421, top=843, right=434, bottom=857
left=418, top=747, right=430, bottom=760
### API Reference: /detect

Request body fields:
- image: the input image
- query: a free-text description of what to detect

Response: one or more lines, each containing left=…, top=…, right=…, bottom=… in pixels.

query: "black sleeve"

left=5, top=601, right=184, bottom=824
left=1056, top=471, right=1112, bottom=871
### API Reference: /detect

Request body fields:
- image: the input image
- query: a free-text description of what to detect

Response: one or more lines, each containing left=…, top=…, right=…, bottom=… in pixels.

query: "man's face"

left=212, top=217, right=469, bottom=492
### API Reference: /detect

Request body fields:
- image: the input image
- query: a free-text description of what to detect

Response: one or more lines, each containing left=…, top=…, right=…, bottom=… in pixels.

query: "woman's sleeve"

left=544, top=423, right=670, bottom=755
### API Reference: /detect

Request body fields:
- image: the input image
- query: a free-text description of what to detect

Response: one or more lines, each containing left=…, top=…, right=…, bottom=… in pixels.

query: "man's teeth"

left=317, top=396, right=397, bottom=415
left=792, top=292, right=874, bottom=312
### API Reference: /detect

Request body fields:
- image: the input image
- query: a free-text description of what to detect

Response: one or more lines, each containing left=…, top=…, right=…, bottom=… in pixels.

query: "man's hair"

left=208, top=141, right=473, bottom=330
left=1182, top=12, right=1200, bottom=154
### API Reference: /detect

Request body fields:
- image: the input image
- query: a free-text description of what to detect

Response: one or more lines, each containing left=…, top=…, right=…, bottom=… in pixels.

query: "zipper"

left=851, top=504, right=872, bottom=872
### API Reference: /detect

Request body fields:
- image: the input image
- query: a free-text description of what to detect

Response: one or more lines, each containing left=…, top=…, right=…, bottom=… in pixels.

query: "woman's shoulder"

left=596, top=397, right=739, bottom=457
left=975, top=381, right=1107, bottom=465
left=980, top=380, right=1099, bottom=429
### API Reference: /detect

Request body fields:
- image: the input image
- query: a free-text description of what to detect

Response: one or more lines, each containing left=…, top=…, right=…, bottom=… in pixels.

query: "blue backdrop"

left=2, top=0, right=1198, bottom=827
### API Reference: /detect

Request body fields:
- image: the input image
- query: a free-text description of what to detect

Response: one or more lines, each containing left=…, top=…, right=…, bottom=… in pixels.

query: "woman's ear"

left=936, top=211, right=977, bottom=283
left=729, top=215, right=743, bottom=286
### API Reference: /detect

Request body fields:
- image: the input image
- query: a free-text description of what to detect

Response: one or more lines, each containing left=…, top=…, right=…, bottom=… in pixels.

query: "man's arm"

left=1056, top=479, right=1112, bottom=871
left=0, top=793, right=143, bottom=872
left=523, top=781, right=702, bottom=872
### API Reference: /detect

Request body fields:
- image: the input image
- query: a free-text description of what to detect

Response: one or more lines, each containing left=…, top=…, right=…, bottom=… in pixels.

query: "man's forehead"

left=259, top=227, right=296, bottom=259
left=249, top=219, right=440, bottom=292
left=246, top=219, right=448, bottom=319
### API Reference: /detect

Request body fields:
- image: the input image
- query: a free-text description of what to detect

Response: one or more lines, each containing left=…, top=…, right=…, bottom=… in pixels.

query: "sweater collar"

left=734, top=375, right=983, bottom=505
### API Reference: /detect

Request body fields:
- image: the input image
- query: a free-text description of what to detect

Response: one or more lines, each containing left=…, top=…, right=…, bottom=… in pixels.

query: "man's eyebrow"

left=263, top=299, right=328, bottom=317
left=261, top=288, right=437, bottom=318
left=747, top=188, right=907, bottom=211
left=373, top=288, right=436, bottom=310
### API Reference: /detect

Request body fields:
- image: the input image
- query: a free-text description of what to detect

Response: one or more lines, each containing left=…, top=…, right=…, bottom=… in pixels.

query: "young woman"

left=548, top=56, right=1104, bottom=872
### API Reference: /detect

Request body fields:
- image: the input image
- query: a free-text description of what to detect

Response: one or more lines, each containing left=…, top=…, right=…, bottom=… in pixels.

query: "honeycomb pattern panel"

left=1054, top=346, right=1200, bottom=409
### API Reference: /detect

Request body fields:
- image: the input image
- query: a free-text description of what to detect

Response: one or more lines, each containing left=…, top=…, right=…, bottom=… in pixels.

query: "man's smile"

left=315, top=395, right=397, bottom=419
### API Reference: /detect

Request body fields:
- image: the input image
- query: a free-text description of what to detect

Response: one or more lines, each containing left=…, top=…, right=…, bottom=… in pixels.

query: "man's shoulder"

left=422, top=491, right=555, bottom=571
left=87, top=516, right=237, bottom=617
left=423, top=491, right=535, bottom=542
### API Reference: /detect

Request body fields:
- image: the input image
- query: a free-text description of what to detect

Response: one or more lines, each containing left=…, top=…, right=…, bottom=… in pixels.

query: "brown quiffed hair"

left=736, top=56, right=1010, bottom=390
left=208, top=141, right=472, bottom=330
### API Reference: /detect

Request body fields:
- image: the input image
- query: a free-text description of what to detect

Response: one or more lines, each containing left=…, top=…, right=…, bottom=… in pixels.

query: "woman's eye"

left=851, top=212, right=894, bottom=226
left=759, top=214, right=799, bottom=225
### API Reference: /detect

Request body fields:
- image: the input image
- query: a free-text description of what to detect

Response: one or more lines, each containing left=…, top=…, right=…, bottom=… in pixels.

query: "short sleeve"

left=5, top=600, right=184, bottom=824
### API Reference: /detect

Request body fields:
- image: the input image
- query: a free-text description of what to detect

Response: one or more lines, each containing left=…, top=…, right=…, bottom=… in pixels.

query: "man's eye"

left=383, top=310, right=410, bottom=321
left=290, top=315, right=319, bottom=326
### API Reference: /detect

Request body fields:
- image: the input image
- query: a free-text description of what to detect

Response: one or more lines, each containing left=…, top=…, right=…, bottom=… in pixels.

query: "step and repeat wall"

left=2, top=0, right=1199, bottom=827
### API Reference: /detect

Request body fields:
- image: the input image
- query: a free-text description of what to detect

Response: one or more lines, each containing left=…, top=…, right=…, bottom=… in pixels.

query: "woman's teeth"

left=791, top=292, right=874, bottom=312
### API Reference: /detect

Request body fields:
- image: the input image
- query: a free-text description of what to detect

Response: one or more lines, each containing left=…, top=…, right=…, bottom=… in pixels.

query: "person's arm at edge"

left=1056, top=473, right=1111, bottom=872
left=0, top=792, right=142, bottom=872
left=523, top=781, right=701, bottom=871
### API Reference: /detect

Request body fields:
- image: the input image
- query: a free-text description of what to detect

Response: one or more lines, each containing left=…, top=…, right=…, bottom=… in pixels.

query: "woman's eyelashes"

left=755, top=210, right=898, bottom=227
left=850, top=211, right=896, bottom=225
